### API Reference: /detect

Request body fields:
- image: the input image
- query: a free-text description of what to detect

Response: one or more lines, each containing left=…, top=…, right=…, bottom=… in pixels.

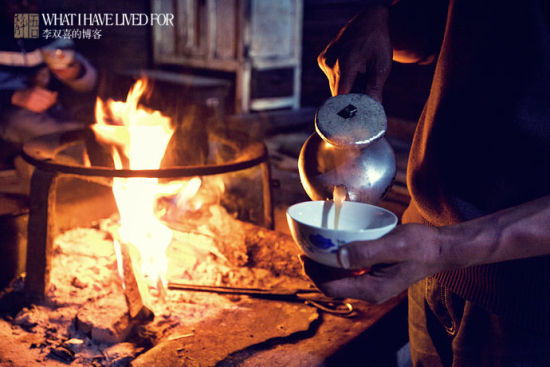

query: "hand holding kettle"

left=301, top=4, right=395, bottom=204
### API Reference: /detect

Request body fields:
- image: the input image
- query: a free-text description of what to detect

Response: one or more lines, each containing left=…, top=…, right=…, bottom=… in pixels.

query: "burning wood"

left=64, top=228, right=153, bottom=345
left=114, top=239, right=154, bottom=321
left=92, top=77, right=179, bottom=301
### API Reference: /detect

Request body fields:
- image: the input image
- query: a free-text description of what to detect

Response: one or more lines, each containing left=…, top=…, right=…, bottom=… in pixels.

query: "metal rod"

left=22, top=129, right=269, bottom=179
left=167, top=282, right=355, bottom=316
left=167, top=282, right=319, bottom=297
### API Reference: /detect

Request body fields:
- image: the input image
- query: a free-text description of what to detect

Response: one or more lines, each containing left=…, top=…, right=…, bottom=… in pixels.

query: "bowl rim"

left=286, top=200, right=398, bottom=235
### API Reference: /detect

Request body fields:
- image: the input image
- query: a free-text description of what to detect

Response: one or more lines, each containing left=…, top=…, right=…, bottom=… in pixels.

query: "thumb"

left=338, top=238, right=395, bottom=270
left=363, top=77, right=385, bottom=102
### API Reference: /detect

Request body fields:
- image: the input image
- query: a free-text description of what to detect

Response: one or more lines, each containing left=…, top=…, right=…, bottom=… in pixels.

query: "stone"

left=62, top=338, right=85, bottom=353
left=103, top=342, right=143, bottom=367
left=76, top=291, right=133, bottom=344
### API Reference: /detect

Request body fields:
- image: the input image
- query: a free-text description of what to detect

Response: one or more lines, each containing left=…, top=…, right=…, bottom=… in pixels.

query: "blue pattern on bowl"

left=309, top=234, right=337, bottom=250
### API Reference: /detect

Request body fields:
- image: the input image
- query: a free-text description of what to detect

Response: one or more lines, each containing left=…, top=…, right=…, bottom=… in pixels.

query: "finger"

left=29, top=93, right=56, bottom=112
left=338, top=237, right=398, bottom=270
left=300, top=255, right=353, bottom=285
left=301, top=255, right=405, bottom=303
left=363, top=57, right=391, bottom=102
left=364, top=84, right=384, bottom=103
left=29, top=92, right=51, bottom=106
left=315, top=272, right=391, bottom=303
left=41, top=91, right=58, bottom=107
left=34, top=93, right=57, bottom=108
left=335, top=60, right=361, bottom=95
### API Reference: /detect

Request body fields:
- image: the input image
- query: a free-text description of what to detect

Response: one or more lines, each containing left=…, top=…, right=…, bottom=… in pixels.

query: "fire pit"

left=19, top=78, right=275, bottom=308
left=21, top=127, right=273, bottom=300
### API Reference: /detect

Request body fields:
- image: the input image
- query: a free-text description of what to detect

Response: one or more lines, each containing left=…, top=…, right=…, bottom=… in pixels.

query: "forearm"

left=440, top=195, right=550, bottom=269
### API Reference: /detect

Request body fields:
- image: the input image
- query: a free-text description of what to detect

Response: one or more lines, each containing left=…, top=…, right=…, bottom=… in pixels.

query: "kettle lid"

left=315, top=93, right=387, bottom=147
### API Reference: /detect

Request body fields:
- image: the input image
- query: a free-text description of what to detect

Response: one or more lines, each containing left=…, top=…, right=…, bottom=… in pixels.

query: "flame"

left=91, top=78, right=176, bottom=291
left=176, top=177, right=202, bottom=210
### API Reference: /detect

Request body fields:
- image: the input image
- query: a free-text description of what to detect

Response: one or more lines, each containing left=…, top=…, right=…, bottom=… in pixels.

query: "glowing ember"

left=92, top=78, right=177, bottom=291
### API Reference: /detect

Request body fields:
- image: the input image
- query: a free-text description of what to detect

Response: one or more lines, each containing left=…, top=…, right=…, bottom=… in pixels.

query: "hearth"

left=21, top=127, right=273, bottom=301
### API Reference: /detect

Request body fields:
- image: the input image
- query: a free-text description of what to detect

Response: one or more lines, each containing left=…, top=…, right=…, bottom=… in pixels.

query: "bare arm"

left=303, top=195, right=550, bottom=304
left=441, top=195, right=550, bottom=268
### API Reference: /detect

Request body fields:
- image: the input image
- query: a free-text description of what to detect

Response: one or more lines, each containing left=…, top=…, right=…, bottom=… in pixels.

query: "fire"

left=92, top=78, right=180, bottom=291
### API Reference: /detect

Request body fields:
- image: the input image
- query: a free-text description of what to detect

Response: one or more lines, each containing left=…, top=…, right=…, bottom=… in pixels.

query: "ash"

left=0, top=204, right=307, bottom=366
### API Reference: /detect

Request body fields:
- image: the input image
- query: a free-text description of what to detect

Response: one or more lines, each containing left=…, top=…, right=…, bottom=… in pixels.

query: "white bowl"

left=286, top=201, right=397, bottom=268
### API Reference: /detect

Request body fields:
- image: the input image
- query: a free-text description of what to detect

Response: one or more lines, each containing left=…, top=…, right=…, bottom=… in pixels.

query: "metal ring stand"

left=21, top=129, right=273, bottom=300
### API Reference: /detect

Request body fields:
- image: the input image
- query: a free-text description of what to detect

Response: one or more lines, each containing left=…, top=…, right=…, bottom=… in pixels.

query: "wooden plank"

left=214, top=0, right=238, bottom=60
left=24, top=168, right=57, bottom=301
left=151, top=0, right=176, bottom=61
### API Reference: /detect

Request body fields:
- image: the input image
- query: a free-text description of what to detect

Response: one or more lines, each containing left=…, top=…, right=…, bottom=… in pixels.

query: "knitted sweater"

left=402, top=0, right=550, bottom=332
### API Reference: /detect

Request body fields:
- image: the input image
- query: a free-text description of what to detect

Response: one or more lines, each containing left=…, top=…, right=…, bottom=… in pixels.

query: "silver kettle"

left=298, top=94, right=396, bottom=203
